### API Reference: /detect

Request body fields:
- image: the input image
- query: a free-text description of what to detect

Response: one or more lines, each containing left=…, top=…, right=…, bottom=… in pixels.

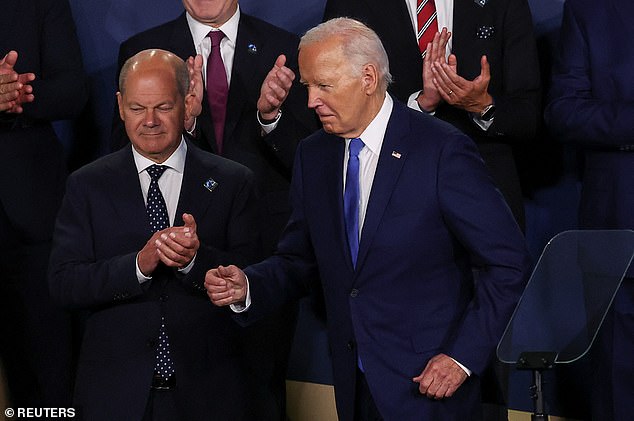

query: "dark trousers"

left=354, top=369, right=383, bottom=421
left=142, top=389, right=181, bottom=421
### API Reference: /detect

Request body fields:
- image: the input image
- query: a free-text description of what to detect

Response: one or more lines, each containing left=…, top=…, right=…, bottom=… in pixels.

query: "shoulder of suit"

left=186, top=143, right=253, bottom=179
left=69, top=146, right=131, bottom=183
left=239, top=12, right=300, bottom=43
left=120, top=13, right=186, bottom=49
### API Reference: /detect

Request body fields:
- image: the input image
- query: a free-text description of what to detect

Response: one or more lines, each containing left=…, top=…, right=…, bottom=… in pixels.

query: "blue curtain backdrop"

left=66, top=0, right=589, bottom=417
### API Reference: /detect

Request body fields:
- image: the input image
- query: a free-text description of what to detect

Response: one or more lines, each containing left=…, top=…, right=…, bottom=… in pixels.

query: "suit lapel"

left=104, top=146, right=151, bottom=239
left=355, top=105, right=409, bottom=272
left=174, top=144, right=216, bottom=226
left=224, top=15, right=260, bottom=145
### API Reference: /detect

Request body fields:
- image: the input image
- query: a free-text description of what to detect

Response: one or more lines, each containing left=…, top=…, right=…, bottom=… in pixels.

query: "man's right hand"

left=416, top=28, right=451, bottom=113
left=0, top=51, right=35, bottom=113
left=205, top=265, right=248, bottom=306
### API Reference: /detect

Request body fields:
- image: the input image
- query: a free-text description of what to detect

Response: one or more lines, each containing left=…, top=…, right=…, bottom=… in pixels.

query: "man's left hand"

left=155, top=212, right=200, bottom=268
left=413, top=353, right=468, bottom=399
left=432, top=55, right=493, bottom=114
left=257, top=54, right=295, bottom=121
left=185, top=55, right=203, bottom=131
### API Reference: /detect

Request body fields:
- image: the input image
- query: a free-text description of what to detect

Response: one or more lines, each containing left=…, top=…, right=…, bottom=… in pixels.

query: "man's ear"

left=116, top=92, right=125, bottom=121
left=361, top=63, right=379, bottom=95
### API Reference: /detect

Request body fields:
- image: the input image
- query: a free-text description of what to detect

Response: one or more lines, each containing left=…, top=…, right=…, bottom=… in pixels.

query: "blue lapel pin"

left=474, top=0, right=488, bottom=7
left=204, top=178, right=218, bottom=192
left=247, top=43, right=257, bottom=54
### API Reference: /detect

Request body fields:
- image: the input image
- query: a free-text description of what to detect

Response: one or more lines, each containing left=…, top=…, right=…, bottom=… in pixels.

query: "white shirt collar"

left=132, top=137, right=187, bottom=175
left=353, top=93, right=394, bottom=156
left=186, top=6, right=240, bottom=49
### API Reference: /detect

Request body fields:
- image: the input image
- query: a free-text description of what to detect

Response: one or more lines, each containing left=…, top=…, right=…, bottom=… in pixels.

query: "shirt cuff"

left=470, top=112, right=494, bottom=131
left=257, top=109, right=282, bottom=134
left=407, top=90, right=436, bottom=115
left=177, top=253, right=196, bottom=274
left=230, top=274, right=251, bottom=313
left=450, top=357, right=472, bottom=377
left=135, top=253, right=152, bottom=284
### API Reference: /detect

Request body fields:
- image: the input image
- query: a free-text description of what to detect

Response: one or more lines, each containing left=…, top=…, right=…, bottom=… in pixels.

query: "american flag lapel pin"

left=204, top=178, right=218, bottom=192
left=391, top=151, right=402, bottom=159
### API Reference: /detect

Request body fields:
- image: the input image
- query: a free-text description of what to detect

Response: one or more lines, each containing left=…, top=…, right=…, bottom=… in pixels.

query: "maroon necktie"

left=206, top=30, right=229, bottom=155
left=417, top=0, right=438, bottom=57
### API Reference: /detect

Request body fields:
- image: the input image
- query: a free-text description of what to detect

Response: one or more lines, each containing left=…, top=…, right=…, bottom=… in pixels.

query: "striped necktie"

left=417, top=0, right=439, bottom=58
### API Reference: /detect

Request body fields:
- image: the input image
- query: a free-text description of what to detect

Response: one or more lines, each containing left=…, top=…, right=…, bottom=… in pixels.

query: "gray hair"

left=119, top=49, right=190, bottom=97
left=300, top=17, right=392, bottom=91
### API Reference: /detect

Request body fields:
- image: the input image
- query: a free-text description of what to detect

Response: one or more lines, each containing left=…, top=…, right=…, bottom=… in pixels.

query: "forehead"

left=299, top=39, right=347, bottom=81
left=124, top=66, right=180, bottom=100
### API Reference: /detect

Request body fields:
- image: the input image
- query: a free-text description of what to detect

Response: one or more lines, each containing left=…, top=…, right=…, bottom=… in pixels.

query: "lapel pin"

left=391, top=151, right=402, bottom=159
left=247, top=43, right=257, bottom=54
left=203, top=178, right=218, bottom=192
left=476, top=25, right=495, bottom=39
left=474, top=0, right=489, bottom=7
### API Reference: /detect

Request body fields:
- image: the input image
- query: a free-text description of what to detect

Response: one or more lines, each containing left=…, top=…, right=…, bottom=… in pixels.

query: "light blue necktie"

left=344, top=138, right=364, bottom=268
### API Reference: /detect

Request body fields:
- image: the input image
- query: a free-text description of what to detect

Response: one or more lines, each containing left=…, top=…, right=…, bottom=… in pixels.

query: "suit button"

left=347, top=341, right=355, bottom=351
left=160, top=294, right=168, bottom=302
left=350, top=289, right=359, bottom=298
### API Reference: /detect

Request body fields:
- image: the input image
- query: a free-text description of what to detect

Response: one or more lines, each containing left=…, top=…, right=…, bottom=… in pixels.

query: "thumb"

left=275, top=54, right=287, bottom=69
left=182, top=213, right=197, bottom=232
left=480, top=55, right=490, bottom=77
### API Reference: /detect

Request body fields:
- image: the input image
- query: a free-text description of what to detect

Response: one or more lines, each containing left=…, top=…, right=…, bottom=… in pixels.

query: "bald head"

left=119, top=49, right=190, bottom=98
left=117, top=49, right=193, bottom=163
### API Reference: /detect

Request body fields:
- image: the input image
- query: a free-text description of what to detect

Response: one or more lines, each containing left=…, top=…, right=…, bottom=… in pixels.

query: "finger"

left=182, top=213, right=197, bottom=234
left=209, top=292, right=238, bottom=306
left=274, top=66, right=295, bottom=88
left=0, top=51, right=18, bottom=69
left=218, top=264, right=237, bottom=278
left=480, top=55, right=490, bottom=78
left=274, top=54, right=286, bottom=69
left=155, top=236, right=190, bottom=265
left=205, top=269, right=226, bottom=286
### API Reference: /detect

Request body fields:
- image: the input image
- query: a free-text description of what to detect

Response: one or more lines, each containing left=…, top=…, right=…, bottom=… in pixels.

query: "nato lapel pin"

left=474, top=0, right=489, bottom=7
left=204, top=177, right=218, bottom=192
left=247, top=43, right=257, bottom=54
left=391, top=151, right=402, bottom=159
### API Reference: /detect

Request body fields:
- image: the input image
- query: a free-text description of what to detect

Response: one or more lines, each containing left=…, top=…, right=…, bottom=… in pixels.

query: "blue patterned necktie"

left=344, top=138, right=364, bottom=268
left=145, top=164, right=175, bottom=380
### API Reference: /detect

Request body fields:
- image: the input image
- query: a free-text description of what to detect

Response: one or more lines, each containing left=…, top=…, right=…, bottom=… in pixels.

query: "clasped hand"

left=204, top=265, right=248, bottom=306
left=138, top=213, right=199, bottom=276
left=0, top=51, right=35, bottom=113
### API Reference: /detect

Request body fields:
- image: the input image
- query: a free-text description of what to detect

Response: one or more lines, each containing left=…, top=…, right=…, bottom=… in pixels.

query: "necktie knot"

left=349, top=138, right=364, bottom=158
left=147, top=164, right=168, bottom=182
left=208, top=30, right=225, bottom=48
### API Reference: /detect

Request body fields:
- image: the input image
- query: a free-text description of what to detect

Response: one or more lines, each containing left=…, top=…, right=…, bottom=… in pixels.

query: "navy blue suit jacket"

left=0, top=0, right=88, bottom=243
left=545, top=0, right=634, bottom=231
left=49, top=142, right=259, bottom=421
left=241, top=100, right=531, bottom=420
